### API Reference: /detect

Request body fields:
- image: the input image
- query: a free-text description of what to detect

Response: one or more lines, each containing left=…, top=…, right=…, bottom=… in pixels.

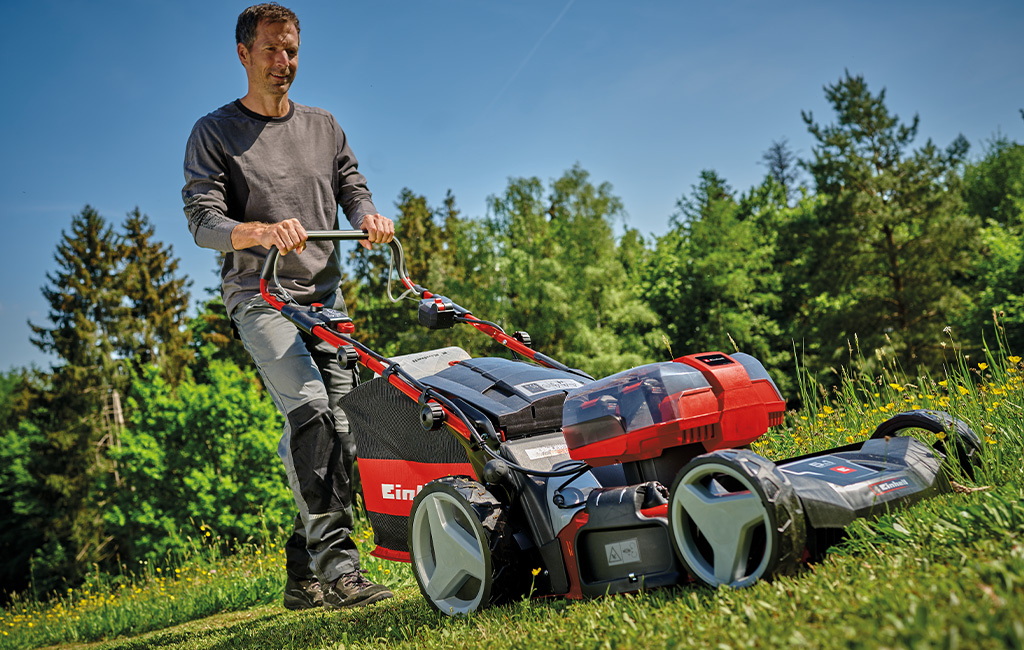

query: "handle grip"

left=259, top=229, right=411, bottom=288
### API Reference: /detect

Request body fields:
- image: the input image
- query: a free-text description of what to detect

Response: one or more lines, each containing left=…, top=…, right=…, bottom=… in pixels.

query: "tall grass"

left=2, top=340, right=1022, bottom=650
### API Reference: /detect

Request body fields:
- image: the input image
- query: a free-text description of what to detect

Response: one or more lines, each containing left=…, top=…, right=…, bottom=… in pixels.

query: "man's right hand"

left=231, top=219, right=308, bottom=255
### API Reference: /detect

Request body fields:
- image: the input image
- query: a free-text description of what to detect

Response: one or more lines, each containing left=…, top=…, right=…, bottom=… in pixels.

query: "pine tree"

left=798, top=72, right=977, bottom=371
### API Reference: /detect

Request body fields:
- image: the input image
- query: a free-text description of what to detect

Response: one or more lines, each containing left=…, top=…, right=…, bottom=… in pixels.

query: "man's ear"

left=237, top=42, right=249, bottom=67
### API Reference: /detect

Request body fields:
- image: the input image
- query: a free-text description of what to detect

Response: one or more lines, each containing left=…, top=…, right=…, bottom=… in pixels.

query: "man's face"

left=238, top=20, right=299, bottom=98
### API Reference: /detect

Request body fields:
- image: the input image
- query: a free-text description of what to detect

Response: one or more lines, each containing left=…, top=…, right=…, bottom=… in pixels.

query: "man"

left=182, top=3, right=395, bottom=610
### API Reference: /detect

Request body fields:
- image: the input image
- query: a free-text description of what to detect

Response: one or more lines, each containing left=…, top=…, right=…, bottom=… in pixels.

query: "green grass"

left=4, top=351, right=1023, bottom=650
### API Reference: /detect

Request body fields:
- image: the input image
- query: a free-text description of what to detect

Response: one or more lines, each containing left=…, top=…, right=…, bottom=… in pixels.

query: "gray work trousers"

left=231, top=294, right=360, bottom=584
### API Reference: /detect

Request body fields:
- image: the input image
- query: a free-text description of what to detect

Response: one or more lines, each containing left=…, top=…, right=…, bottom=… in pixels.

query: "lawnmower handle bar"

left=259, top=229, right=413, bottom=293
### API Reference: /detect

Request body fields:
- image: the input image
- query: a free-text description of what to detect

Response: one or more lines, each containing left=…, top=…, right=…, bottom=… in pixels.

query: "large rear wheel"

left=668, top=449, right=805, bottom=589
left=408, top=476, right=523, bottom=615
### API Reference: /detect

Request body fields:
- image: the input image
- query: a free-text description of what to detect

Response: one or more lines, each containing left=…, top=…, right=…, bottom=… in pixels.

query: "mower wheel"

left=408, top=476, right=524, bottom=615
left=869, top=409, right=982, bottom=480
left=668, top=449, right=805, bottom=589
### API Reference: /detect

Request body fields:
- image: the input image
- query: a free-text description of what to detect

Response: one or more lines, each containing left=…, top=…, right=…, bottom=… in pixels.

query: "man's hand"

left=359, top=213, right=395, bottom=250
left=231, top=219, right=308, bottom=255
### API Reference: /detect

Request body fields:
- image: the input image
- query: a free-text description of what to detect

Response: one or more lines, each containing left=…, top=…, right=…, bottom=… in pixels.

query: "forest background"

left=1, top=73, right=1023, bottom=601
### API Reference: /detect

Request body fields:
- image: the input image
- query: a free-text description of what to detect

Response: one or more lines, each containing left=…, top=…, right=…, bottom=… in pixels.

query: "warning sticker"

left=515, top=378, right=585, bottom=396
left=525, top=442, right=570, bottom=460
left=605, top=538, right=641, bottom=567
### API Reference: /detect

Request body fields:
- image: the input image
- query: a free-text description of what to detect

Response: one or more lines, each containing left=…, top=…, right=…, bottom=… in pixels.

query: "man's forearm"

left=232, top=219, right=309, bottom=255
left=230, top=222, right=271, bottom=250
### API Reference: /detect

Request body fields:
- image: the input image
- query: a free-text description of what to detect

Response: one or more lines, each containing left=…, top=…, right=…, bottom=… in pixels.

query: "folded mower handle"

left=259, top=229, right=414, bottom=293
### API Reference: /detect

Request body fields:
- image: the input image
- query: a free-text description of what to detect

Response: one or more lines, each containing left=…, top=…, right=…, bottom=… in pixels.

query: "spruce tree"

left=23, top=207, right=125, bottom=590
left=120, top=209, right=193, bottom=383
left=30, top=206, right=126, bottom=386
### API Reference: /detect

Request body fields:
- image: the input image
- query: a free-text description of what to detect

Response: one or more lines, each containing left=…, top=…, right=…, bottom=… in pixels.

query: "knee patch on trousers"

left=287, top=399, right=352, bottom=515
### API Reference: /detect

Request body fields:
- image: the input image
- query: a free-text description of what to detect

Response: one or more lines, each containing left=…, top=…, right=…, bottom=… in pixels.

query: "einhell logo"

left=382, top=483, right=424, bottom=501
left=870, top=477, right=910, bottom=495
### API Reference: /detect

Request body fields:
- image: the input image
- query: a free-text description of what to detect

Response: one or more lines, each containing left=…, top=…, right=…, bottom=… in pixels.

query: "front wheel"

left=668, top=449, right=805, bottom=589
left=408, top=476, right=524, bottom=615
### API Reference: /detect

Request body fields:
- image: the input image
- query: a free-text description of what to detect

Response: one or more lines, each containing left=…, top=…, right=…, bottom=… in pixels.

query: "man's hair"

left=236, top=3, right=300, bottom=49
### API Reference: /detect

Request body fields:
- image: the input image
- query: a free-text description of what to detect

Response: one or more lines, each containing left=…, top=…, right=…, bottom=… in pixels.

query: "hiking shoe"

left=323, top=570, right=394, bottom=609
left=283, top=577, right=324, bottom=610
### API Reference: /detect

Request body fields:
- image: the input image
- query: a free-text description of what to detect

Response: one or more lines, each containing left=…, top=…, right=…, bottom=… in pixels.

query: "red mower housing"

left=562, top=352, right=785, bottom=467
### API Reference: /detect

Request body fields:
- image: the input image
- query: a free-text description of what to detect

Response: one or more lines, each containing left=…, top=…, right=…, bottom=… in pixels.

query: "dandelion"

left=986, top=437, right=997, bottom=445
left=935, top=432, right=946, bottom=441
left=939, top=380, right=948, bottom=387
left=532, top=567, right=542, bottom=576
left=1009, top=356, right=1021, bottom=364
left=978, top=362, right=989, bottom=371
left=957, top=386, right=969, bottom=396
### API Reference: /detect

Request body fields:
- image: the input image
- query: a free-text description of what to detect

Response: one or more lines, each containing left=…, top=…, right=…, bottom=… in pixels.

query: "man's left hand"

left=360, top=213, right=395, bottom=250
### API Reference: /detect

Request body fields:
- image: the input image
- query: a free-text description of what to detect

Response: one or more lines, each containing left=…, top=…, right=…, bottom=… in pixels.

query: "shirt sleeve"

left=334, top=119, right=379, bottom=229
left=182, top=119, right=239, bottom=252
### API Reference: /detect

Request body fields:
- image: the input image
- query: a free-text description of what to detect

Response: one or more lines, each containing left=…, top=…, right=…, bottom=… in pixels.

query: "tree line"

left=2, top=72, right=1021, bottom=598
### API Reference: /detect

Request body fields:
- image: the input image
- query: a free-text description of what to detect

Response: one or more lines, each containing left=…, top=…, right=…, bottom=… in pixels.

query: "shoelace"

left=342, top=570, right=373, bottom=588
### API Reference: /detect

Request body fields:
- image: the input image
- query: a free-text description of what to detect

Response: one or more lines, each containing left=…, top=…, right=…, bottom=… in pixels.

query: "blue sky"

left=2, top=0, right=1022, bottom=370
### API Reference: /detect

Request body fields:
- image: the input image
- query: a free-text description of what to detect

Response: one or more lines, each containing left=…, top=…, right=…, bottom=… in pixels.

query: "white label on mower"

left=381, top=483, right=424, bottom=501
left=870, top=477, right=910, bottom=495
left=525, top=442, right=570, bottom=460
left=515, top=378, right=585, bottom=396
left=605, top=539, right=641, bottom=566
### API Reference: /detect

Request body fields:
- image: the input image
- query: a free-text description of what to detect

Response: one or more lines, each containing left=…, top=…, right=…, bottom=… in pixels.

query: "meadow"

left=3, top=346, right=1022, bottom=650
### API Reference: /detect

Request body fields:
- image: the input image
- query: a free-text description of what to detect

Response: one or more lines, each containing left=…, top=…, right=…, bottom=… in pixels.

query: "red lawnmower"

left=261, top=231, right=981, bottom=615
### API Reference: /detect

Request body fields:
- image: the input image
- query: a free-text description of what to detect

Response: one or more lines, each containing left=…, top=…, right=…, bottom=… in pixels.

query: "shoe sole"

left=283, top=594, right=325, bottom=610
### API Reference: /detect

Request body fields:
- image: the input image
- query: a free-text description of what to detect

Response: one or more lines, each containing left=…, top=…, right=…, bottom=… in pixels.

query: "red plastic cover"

left=562, top=352, right=784, bottom=466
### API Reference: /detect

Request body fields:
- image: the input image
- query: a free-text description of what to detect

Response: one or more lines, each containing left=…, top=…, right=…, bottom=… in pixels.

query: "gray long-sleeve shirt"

left=183, top=100, right=378, bottom=316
